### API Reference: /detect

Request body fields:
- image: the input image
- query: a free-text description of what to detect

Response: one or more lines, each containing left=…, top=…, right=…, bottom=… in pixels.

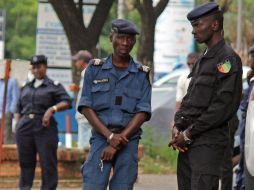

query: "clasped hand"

left=101, top=133, right=129, bottom=161
left=108, top=133, right=129, bottom=150
left=168, top=126, right=188, bottom=152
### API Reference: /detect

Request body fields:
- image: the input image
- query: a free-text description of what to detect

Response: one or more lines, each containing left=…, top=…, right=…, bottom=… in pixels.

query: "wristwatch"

left=182, top=130, right=192, bottom=145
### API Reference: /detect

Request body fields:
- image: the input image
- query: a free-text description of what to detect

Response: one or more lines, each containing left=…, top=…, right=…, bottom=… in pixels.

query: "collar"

left=102, top=55, right=139, bottom=73
left=29, top=76, right=50, bottom=86
left=203, top=39, right=226, bottom=58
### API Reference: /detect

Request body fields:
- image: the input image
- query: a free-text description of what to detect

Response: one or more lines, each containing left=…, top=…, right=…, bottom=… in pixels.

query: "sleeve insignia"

left=22, top=81, right=27, bottom=87
left=217, top=59, right=232, bottom=73
left=92, top=58, right=104, bottom=66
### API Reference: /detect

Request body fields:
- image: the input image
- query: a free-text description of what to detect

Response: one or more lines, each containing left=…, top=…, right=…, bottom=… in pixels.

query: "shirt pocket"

left=121, top=88, right=142, bottom=113
left=189, top=75, right=216, bottom=107
left=91, top=83, right=110, bottom=110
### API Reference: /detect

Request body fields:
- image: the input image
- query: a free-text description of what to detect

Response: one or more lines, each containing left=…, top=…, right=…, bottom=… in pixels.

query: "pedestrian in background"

left=15, top=55, right=71, bottom=190
left=78, top=19, right=151, bottom=190
left=72, top=50, right=93, bottom=149
left=175, top=52, right=199, bottom=111
left=234, top=44, right=254, bottom=190
left=169, top=2, right=242, bottom=190
left=0, top=74, right=20, bottom=144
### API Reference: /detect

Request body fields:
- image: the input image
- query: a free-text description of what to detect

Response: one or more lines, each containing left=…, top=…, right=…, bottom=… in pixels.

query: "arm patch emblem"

left=217, top=59, right=231, bottom=73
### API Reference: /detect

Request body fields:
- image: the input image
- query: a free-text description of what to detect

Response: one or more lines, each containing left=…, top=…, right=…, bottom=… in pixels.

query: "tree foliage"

left=197, top=0, right=254, bottom=63
left=0, top=0, right=37, bottom=59
left=2, top=0, right=254, bottom=69
left=131, top=0, right=169, bottom=78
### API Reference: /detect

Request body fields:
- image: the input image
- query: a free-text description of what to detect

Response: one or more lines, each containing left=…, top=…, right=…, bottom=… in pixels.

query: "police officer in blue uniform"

left=15, top=55, right=71, bottom=190
left=78, top=19, right=151, bottom=190
left=169, top=2, right=242, bottom=190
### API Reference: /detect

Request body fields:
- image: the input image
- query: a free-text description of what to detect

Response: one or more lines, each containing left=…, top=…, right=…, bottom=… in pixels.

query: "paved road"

left=0, top=174, right=177, bottom=190
left=134, top=174, right=177, bottom=190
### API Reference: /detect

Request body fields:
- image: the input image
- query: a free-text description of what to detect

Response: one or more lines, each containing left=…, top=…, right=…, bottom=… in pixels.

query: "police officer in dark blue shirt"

left=169, top=2, right=242, bottom=190
left=15, top=55, right=71, bottom=190
left=78, top=19, right=151, bottom=190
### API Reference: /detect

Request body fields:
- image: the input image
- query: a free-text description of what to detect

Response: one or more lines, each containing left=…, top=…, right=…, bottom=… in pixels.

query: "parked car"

left=148, top=65, right=251, bottom=145
left=244, top=85, right=254, bottom=189
left=145, top=86, right=176, bottom=143
left=154, top=66, right=250, bottom=88
left=153, top=71, right=168, bottom=82
left=153, top=68, right=188, bottom=87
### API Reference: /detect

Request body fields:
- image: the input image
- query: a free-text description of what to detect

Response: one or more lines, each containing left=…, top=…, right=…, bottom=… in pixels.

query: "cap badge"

left=32, top=56, right=38, bottom=62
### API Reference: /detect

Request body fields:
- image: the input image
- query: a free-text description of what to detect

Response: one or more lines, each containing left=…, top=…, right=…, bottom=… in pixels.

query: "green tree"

left=49, top=0, right=114, bottom=84
left=0, top=0, right=37, bottom=59
left=197, top=0, right=254, bottom=63
left=131, top=0, right=170, bottom=79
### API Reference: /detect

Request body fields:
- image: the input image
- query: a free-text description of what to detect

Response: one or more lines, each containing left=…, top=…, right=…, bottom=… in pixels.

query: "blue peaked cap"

left=187, top=2, right=219, bottom=23
left=111, top=19, right=139, bottom=35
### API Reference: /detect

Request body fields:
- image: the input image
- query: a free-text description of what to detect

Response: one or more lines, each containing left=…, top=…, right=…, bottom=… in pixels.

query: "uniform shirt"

left=75, top=69, right=88, bottom=123
left=78, top=55, right=151, bottom=129
left=176, top=71, right=191, bottom=102
left=16, top=76, right=71, bottom=115
left=175, top=40, right=242, bottom=146
left=0, top=78, right=20, bottom=118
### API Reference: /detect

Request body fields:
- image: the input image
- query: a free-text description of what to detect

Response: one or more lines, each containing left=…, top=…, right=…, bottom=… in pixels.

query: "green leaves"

left=0, top=0, right=37, bottom=59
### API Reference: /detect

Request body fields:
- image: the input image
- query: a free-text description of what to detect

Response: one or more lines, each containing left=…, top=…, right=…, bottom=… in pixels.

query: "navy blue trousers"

left=81, top=132, right=139, bottom=190
left=16, top=116, right=58, bottom=190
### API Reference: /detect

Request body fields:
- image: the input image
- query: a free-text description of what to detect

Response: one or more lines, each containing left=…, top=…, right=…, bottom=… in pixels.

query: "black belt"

left=25, top=113, right=43, bottom=119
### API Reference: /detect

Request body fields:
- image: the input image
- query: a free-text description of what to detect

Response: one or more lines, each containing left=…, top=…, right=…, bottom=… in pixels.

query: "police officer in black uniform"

left=169, top=2, right=242, bottom=190
left=15, top=55, right=71, bottom=190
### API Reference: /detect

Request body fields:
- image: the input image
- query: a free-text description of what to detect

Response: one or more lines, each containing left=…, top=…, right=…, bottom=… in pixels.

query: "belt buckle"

left=28, top=114, right=35, bottom=119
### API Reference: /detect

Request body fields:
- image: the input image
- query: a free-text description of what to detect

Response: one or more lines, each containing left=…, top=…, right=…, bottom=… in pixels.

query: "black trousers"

left=16, top=116, right=58, bottom=190
left=177, top=144, right=225, bottom=190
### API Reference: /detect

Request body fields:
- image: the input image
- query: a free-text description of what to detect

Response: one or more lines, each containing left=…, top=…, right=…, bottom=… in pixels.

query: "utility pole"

left=236, top=0, right=242, bottom=51
left=117, top=0, right=125, bottom=19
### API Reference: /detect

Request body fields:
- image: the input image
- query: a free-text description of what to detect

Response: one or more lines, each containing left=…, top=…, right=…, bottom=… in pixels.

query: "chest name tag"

left=217, top=59, right=232, bottom=73
left=93, top=78, right=109, bottom=84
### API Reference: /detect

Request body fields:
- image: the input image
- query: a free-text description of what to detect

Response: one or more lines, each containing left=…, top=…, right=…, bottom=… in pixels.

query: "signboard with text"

left=36, top=1, right=98, bottom=67
left=36, top=3, right=71, bottom=67
left=154, top=0, right=195, bottom=72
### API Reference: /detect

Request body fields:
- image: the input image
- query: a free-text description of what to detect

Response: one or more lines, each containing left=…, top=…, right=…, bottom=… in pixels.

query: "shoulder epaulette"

left=21, top=81, right=27, bottom=88
left=53, top=81, right=59, bottom=86
left=139, top=65, right=150, bottom=73
left=92, top=58, right=104, bottom=66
